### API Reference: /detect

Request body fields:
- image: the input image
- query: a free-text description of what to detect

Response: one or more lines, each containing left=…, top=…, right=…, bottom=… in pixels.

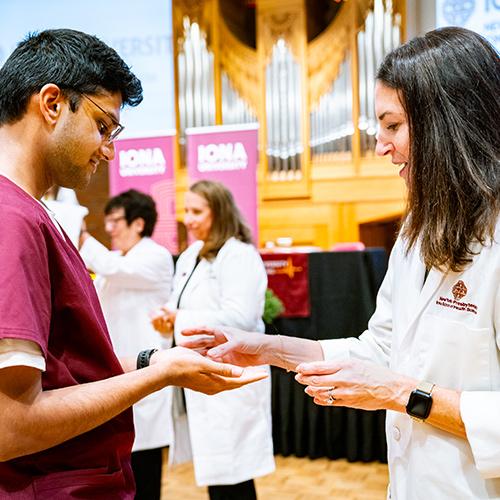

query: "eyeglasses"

left=104, top=215, right=126, bottom=227
left=81, top=93, right=125, bottom=144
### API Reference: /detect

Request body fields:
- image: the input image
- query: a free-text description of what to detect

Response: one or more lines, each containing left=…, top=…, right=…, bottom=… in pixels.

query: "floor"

left=162, top=453, right=389, bottom=499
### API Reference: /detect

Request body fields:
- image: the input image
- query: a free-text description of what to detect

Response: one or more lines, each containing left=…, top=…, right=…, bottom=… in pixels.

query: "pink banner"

left=109, top=133, right=178, bottom=253
left=186, top=124, right=259, bottom=242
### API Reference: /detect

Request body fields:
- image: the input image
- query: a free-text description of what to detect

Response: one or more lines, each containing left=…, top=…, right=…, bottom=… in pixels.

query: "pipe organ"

left=176, top=16, right=216, bottom=159
left=310, top=54, right=353, bottom=162
left=221, top=71, right=257, bottom=125
left=172, top=0, right=407, bottom=248
left=265, top=39, right=303, bottom=180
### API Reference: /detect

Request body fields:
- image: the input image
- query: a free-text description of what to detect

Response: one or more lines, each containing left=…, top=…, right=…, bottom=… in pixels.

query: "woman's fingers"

left=295, top=371, right=339, bottom=387
left=296, top=360, right=343, bottom=375
left=182, top=327, right=218, bottom=337
left=179, top=335, right=217, bottom=350
left=206, top=341, right=238, bottom=360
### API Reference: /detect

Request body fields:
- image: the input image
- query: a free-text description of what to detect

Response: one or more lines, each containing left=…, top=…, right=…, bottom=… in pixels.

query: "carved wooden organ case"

left=172, top=0, right=405, bottom=200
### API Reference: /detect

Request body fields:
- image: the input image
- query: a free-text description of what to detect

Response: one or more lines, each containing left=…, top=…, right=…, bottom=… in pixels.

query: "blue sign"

left=0, top=0, right=176, bottom=136
left=437, top=0, right=500, bottom=52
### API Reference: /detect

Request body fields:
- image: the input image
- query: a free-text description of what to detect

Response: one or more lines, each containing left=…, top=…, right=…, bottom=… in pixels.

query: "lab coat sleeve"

left=176, top=243, right=266, bottom=332
left=460, top=282, right=500, bottom=479
left=320, top=239, right=397, bottom=367
left=80, top=236, right=174, bottom=290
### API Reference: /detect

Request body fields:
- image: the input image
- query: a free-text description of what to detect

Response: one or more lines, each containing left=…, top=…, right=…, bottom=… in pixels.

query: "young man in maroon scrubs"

left=0, top=29, right=265, bottom=499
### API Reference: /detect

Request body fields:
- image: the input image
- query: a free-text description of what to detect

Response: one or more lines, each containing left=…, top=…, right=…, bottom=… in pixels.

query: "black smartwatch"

left=406, top=381, right=435, bottom=421
left=136, top=349, right=158, bottom=369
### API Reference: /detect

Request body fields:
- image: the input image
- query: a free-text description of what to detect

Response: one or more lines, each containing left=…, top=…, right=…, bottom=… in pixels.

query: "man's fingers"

left=203, top=369, right=269, bottom=392
left=202, top=359, right=244, bottom=378
left=231, top=370, right=268, bottom=385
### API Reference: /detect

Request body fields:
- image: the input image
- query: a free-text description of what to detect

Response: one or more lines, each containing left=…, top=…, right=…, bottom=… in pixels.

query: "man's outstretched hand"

left=150, top=346, right=267, bottom=394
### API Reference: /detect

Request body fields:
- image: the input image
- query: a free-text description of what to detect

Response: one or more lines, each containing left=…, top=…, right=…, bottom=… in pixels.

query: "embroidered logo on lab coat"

left=435, top=280, right=477, bottom=315
left=452, top=280, right=467, bottom=300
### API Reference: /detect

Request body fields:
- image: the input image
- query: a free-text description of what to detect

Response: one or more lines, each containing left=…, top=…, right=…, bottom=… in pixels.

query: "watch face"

left=407, top=389, right=433, bottom=420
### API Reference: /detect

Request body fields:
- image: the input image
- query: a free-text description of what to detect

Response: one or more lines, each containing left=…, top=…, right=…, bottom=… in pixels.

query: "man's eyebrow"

left=104, top=110, right=120, bottom=125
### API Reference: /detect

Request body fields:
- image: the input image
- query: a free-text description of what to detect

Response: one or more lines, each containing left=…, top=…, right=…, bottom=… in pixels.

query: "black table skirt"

left=269, top=249, right=389, bottom=463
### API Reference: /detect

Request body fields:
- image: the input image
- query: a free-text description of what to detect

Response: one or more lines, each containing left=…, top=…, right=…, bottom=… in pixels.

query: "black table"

left=269, top=249, right=388, bottom=462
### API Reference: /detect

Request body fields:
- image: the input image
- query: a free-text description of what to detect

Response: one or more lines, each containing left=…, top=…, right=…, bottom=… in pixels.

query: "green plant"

left=263, top=288, right=285, bottom=324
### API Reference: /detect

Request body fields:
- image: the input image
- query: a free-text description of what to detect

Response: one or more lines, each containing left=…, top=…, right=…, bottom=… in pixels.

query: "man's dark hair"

left=377, top=27, right=500, bottom=272
left=105, top=189, right=157, bottom=238
left=0, top=28, right=143, bottom=125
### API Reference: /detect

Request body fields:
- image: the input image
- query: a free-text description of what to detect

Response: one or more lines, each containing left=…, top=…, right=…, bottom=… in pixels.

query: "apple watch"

left=406, top=381, right=435, bottom=421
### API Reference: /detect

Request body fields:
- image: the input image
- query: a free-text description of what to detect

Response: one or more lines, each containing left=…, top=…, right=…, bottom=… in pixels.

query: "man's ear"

left=38, top=83, right=65, bottom=125
left=132, top=217, right=145, bottom=235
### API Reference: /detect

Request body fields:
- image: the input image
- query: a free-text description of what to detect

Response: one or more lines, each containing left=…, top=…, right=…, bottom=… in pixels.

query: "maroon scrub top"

left=0, top=177, right=135, bottom=499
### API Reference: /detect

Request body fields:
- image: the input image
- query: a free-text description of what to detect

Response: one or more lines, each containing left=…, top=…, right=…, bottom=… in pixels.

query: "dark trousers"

left=208, top=479, right=257, bottom=500
left=131, top=447, right=163, bottom=500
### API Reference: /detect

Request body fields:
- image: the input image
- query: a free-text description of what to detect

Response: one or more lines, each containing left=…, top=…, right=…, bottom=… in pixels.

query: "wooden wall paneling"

left=312, top=175, right=406, bottom=204
left=259, top=223, right=329, bottom=248
left=356, top=199, right=406, bottom=225
left=329, top=203, right=341, bottom=246
left=338, top=202, right=360, bottom=242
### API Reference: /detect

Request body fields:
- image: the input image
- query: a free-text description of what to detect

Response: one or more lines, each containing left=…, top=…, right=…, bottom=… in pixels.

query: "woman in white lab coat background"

left=152, top=180, right=274, bottom=499
left=181, top=28, right=500, bottom=499
left=80, top=189, right=174, bottom=500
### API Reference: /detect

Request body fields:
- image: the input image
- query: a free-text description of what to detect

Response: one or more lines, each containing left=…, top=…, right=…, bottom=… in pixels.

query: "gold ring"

left=327, top=387, right=336, bottom=404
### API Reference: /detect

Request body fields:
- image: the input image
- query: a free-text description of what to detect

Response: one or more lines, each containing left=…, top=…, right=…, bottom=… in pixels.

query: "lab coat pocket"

left=416, top=314, right=492, bottom=390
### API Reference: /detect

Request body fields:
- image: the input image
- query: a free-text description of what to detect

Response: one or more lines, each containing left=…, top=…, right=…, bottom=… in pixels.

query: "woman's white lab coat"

left=167, top=237, right=275, bottom=486
left=321, top=220, right=500, bottom=499
left=80, top=236, right=174, bottom=452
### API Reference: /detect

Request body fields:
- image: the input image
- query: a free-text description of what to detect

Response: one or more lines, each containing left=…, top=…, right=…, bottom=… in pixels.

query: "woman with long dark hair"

left=182, top=28, right=500, bottom=498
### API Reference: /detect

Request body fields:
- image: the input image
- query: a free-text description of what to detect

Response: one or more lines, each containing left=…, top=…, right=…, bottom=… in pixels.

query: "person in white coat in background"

left=181, top=27, right=500, bottom=499
left=151, top=180, right=275, bottom=500
left=80, top=189, right=174, bottom=500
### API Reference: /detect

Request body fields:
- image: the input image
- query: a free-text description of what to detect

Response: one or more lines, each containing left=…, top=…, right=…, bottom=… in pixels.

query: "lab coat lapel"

left=177, top=252, right=206, bottom=308
left=398, top=249, right=447, bottom=351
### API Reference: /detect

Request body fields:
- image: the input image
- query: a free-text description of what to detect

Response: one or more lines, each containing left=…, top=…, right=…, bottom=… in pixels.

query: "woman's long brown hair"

left=377, top=27, right=500, bottom=272
left=189, top=180, right=252, bottom=260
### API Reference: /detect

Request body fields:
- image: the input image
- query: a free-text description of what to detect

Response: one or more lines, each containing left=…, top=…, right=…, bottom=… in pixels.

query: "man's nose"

left=100, top=141, right=115, bottom=162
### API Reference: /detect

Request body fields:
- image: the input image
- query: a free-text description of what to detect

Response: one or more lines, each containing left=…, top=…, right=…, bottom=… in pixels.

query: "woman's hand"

left=180, top=326, right=272, bottom=367
left=150, top=307, right=177, bottom=337
left=295, top=358, right=414, bottom=412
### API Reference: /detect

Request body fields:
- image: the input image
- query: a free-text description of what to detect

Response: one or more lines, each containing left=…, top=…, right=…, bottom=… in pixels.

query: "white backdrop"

left=436, top=0, right=500, bottom=51
left=0, top=0, right=176, bottom=136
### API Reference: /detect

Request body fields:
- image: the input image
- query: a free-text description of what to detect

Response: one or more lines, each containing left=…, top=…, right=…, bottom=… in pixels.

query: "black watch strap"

left=136, top=349, right=158, bottom=369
